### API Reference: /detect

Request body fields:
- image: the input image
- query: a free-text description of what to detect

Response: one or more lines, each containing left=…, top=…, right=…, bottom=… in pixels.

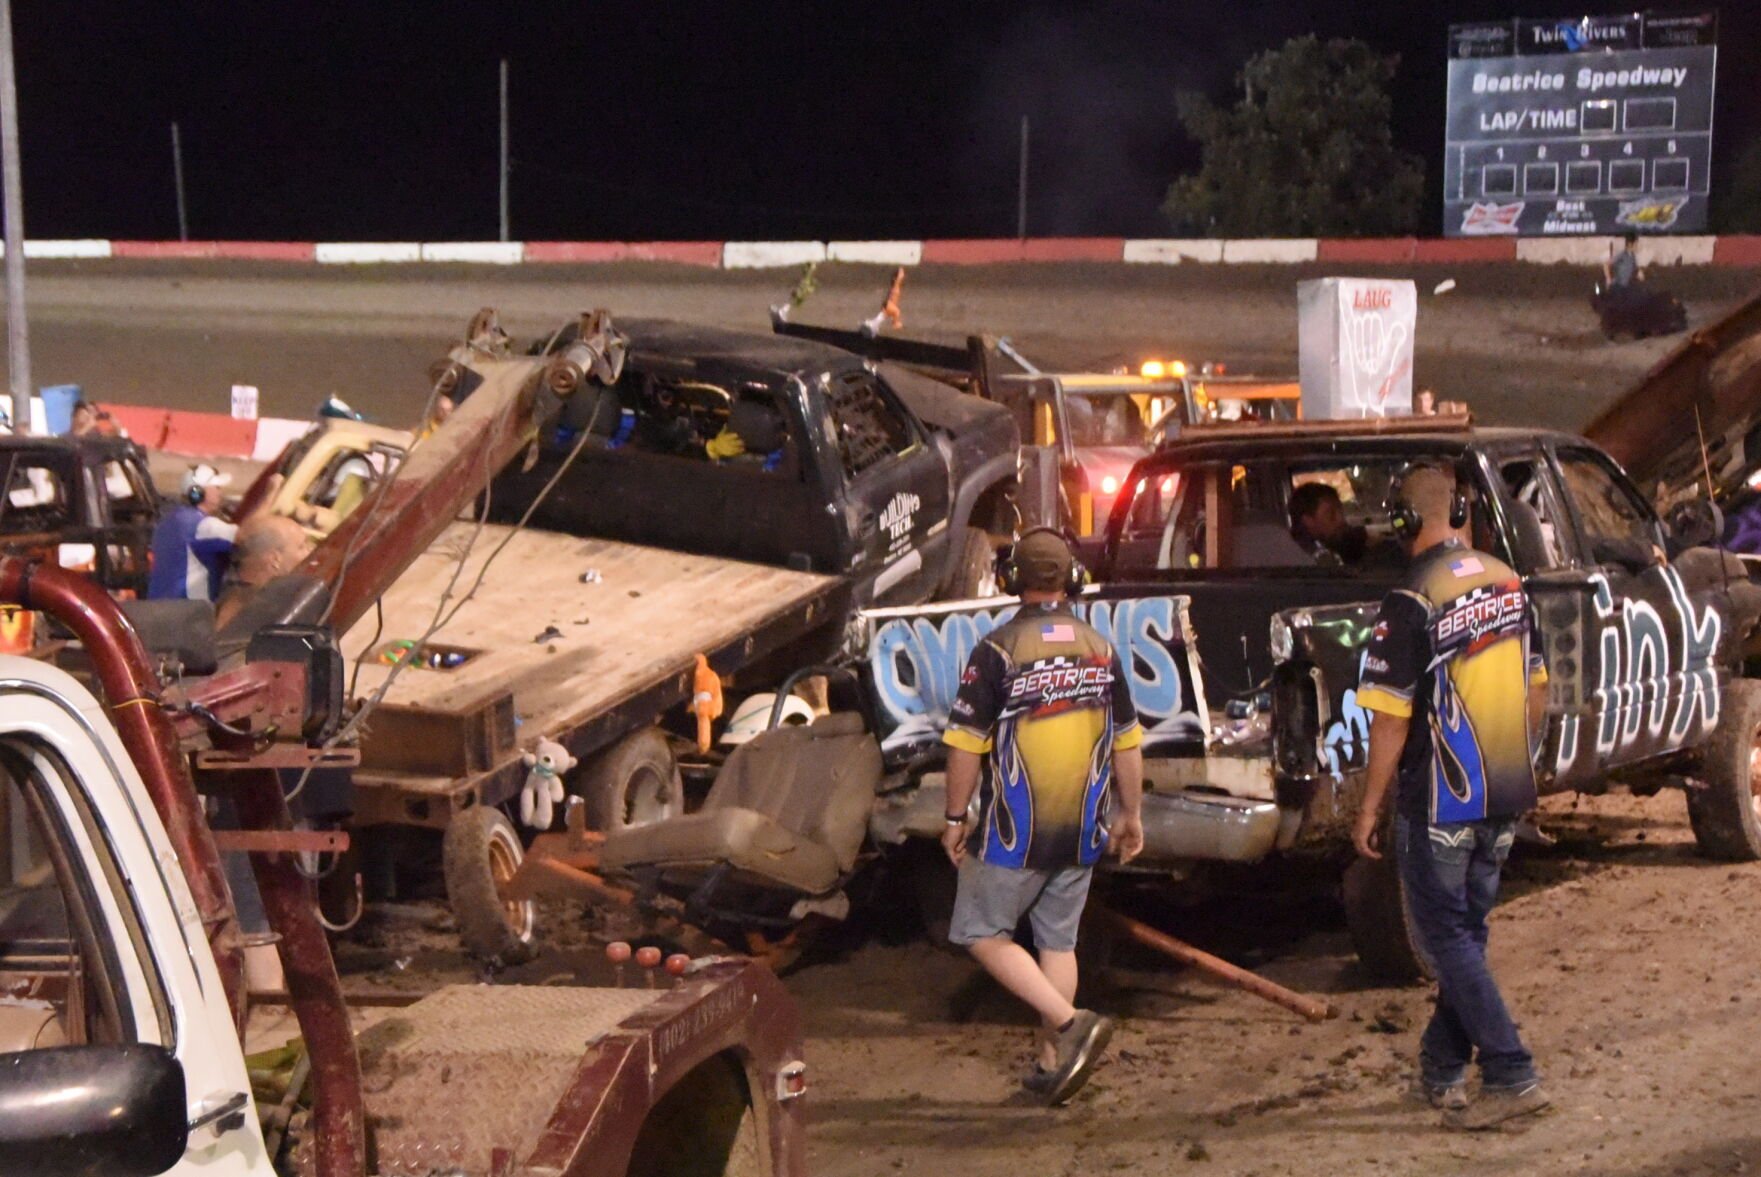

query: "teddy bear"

left=518, top=737, right=576, bottom=829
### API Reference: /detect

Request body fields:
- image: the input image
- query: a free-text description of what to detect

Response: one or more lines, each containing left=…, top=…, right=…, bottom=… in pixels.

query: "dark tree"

left=1162, top=36, right=1424, bottom=238
left=1716, top=137, right=1761, bottom=233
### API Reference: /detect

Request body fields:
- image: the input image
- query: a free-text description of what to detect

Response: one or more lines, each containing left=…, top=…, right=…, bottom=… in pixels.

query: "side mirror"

left=0, top=1044, right=189, bottom=1177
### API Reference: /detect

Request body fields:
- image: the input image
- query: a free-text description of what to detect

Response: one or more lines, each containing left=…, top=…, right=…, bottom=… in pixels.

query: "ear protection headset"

left=1386, top=461, right=1471, bottom=538
left=184, top=463, right=222, bottom=506
left=997, top=527, right=1087, bottom=597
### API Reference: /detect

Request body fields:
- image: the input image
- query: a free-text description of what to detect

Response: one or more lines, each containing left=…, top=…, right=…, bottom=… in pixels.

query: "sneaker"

left=1021, top=1064, right=1057, bottom=1097
left=1041, top=1010, right=1114, bottom=1107
left=1443, top=1080, right=1550, bottom=1130
left=1407, top=1077, right=1469, bottom=1111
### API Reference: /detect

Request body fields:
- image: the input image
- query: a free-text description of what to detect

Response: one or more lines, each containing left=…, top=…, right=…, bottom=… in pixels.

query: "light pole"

left=171, top=121, right=189, bottom=241
left=0, top=0, right=29, bottom=412
left=498, top=59, right=509, bottom=242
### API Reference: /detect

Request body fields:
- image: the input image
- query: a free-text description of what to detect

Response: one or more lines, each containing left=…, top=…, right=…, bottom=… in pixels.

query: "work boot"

left=1042, top=1010, right=1113, bottom=1107
left=1407, top=1077, right=1469, bottom=1111
left=1444, top=1080, right=1550, bottom=1130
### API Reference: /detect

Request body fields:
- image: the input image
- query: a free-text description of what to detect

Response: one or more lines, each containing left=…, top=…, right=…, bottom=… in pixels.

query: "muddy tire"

left=945, top=527, right=999, bottom=600
left=443, top=806, right=536, bottom=964
left=579, top=729, right=681, bottom=834
left=1342, top=844, right=1431, bottom=986
left=1687, top=679, right=1761, bottom=861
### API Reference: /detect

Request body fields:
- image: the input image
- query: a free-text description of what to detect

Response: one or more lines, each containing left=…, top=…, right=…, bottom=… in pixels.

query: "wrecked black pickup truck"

left=488, top=318, right=1021, bottom=606
left=1092, top=414, right=1761, bottom=979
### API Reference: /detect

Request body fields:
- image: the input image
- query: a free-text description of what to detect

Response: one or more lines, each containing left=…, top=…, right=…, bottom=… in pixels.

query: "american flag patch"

left=1450, top=556, right=1484, bottom=577
left=1041, top=623, right=1075, bottom=642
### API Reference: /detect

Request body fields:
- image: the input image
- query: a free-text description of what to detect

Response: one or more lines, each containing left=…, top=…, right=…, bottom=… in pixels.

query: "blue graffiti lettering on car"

left=866, top=596, right=1191, bottom=732
left=1322, top=652, right=1372, bottom=776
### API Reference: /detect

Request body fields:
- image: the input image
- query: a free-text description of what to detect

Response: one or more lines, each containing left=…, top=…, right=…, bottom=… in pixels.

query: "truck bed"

left=341, top=522, right=844, bottom=818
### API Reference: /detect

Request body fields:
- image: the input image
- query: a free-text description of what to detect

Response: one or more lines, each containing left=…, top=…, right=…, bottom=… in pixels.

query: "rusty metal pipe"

left=232, top=768, right=364, bottom=1177
left=517, top=853, right=638, bottom=907
left=0, top=559, right=246, bottom=1024
left=1096, top=906, right=1334, bottom=1023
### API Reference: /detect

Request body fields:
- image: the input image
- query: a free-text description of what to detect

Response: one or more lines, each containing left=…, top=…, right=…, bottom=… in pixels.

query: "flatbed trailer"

left=344, top=523, right=847, bottom=830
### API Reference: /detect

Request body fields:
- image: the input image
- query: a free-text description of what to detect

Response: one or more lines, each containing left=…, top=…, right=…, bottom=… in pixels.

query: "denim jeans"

left=1394, top=813, right=1536, bottom=1090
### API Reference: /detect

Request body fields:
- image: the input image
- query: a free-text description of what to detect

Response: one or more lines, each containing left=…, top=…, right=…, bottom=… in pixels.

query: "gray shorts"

left=948, top=856, right=1094, bottom=952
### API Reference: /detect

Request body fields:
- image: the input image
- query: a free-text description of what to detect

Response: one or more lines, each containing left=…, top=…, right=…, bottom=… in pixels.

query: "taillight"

left=776, top=1060, right=807, bottom=1102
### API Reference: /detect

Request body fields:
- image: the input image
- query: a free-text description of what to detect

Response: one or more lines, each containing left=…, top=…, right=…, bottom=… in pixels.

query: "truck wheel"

left=580, top=729, right=682, bottom=833
left=946, top=528, right=999, bottom=599
left=1687, top=679, right=1761, bottom=861
left=444, top=806, right=536, bottom=964
left=1341, top=848, right=1431, bottom=986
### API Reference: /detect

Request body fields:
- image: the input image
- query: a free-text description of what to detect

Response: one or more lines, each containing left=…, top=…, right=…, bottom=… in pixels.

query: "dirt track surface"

left=337, top=792, right=1761, bottom=1177
left=790, top=792, right=1761, bottom=1177
left=15, top=259, right=1760, bottom=433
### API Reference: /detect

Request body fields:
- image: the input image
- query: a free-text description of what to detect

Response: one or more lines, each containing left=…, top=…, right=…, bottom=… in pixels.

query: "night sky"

left=14, top=3, right=1759, bottom=241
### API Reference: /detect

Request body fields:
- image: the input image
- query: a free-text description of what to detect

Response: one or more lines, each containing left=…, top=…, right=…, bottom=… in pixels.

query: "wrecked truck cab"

left=0, top=433, right=157, bottom=597
left=488, top=319, right=1020, bottom=607
left=233, top=418, right=413, bottom=541
left=1095, top=417, right=1761, bottom=979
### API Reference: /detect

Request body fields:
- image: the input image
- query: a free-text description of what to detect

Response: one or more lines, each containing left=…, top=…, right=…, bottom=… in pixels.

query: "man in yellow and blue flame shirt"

left=941, top=529, right=1145, bottom=1106
left=1352, top=466, right=1550, bottom=1130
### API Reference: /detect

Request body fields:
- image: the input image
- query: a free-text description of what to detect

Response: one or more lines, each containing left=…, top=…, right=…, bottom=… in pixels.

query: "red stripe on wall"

left=1316, top=238, right=1418, bottom=263
left=112, top=241, right=317, bottom=261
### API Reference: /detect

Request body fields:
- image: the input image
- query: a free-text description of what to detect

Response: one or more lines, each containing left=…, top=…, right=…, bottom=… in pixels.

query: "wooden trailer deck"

left=341, top=522, right=845, bottom=826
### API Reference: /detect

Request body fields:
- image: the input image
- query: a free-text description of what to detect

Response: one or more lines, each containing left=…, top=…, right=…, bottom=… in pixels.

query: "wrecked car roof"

left=1148, top=424, right=1585, bottom=464
left=617, top=318, right=860, bottom=378
left=0, top=434, right=145, bottom=460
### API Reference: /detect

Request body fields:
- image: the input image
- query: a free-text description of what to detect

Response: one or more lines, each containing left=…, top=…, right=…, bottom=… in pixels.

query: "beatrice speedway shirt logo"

left=1434, top=581, right=1528, bottom=652
left=1005, top=657, right=1115, bottom=714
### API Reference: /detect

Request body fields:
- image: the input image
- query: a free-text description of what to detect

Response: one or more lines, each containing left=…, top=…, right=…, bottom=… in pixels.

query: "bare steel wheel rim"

left=623, top=763, right=675, bottom=828
left=487, top=829, right=533, bottom=939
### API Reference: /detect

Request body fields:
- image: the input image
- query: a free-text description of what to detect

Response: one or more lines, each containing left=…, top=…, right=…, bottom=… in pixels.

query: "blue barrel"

left=40, top=384, right=81, bottom=435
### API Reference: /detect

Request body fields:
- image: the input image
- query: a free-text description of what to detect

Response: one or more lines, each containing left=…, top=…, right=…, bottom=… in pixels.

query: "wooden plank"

left=342, top=523, right=838, bottom=745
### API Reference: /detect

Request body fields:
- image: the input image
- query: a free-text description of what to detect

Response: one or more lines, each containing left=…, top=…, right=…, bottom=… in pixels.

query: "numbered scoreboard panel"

left=1444, top=12, right=1717, bottom=237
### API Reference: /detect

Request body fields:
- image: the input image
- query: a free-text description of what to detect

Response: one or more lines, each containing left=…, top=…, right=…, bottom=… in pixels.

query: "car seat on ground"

left=600, top=712, right=881, bottom=897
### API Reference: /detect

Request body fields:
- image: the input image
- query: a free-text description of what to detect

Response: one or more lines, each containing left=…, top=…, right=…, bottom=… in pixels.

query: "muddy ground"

left=326, top=792, right=1759, bottom=1177
left=64, top=260, right=1761, bottom=1174
left=15, top=258, right=1761, bottom=432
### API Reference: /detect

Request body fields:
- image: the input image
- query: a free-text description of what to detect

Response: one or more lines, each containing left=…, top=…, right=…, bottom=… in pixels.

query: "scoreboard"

left=1443, top=10, right=1717, bottom=237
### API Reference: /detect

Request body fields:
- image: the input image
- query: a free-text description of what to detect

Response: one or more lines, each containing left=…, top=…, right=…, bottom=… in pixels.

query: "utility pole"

left=498, top=58, right=509, bottom=243
left=1016, top=115, right=1029, bottom=240
left=0, top=0, right=29, bottom=414
left=171, top=121, right=189, bottom=241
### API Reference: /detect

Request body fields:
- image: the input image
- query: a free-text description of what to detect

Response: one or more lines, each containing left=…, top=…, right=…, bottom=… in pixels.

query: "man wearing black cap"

left=941, top=528, right=1145, bottom=1105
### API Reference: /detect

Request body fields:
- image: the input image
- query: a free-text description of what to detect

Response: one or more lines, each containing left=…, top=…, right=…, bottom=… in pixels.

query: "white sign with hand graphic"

left=1298, top=278, right=1417, bottom=419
